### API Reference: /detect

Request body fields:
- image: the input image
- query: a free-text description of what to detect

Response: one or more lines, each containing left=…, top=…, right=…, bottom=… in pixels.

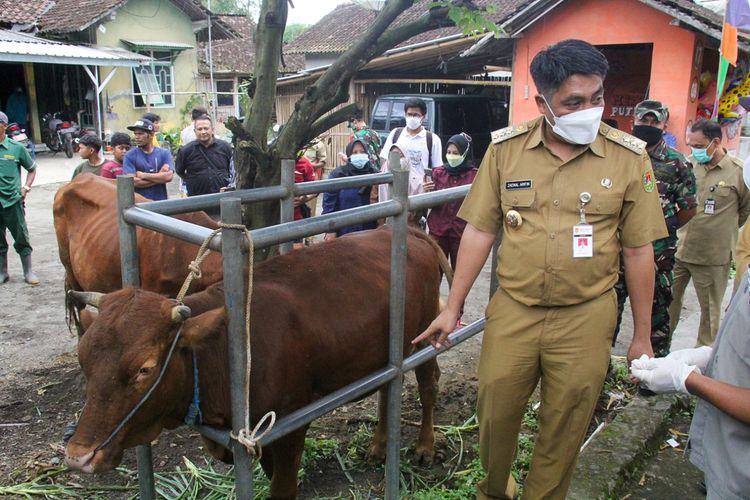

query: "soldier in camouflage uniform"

left=613, top=100, right=697, bottom=357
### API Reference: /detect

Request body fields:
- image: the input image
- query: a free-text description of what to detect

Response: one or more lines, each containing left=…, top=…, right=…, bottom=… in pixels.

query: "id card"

left=704, top=199, right=715, bottom=215
left=573, top=224, right=593, bottom=258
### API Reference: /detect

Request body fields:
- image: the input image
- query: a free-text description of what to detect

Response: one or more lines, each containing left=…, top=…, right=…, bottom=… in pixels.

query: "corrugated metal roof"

left=122, top=39, right=194, bottom=50
left=0, top=29, right=150, bottom=66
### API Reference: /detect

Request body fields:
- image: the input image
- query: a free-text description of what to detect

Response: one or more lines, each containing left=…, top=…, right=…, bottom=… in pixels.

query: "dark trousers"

left=0, top=200, right=32, bottom=257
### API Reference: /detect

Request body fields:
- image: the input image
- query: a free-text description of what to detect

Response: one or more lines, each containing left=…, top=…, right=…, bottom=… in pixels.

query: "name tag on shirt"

left=573, top=224, right=594, bottom=258
left=704, top=199, right=715, bottom=215
left=505, top=180, right=533, bottom=190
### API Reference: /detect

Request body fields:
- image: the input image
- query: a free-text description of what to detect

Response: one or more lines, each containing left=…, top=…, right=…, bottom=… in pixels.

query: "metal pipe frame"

left=279, top=159, right=295, bottom=254
left=116, top=176, right=155, bottom=500
left=385, top=151, right=410, bottom=499
left=115, top=162, right=485, bottom=498
left=220, top=197, right=254, bottom=499
left=190, top=319, right=486, bottom=450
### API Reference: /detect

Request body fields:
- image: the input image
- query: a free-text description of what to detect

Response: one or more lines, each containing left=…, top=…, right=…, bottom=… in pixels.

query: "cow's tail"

left=409, top=228, right=453, bottom=287
left=64, top=277, right=83, bottom=336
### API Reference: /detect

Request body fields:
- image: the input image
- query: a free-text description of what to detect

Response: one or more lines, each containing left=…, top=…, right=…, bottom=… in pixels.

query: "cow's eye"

left=139, top=367, right=151, bottom=375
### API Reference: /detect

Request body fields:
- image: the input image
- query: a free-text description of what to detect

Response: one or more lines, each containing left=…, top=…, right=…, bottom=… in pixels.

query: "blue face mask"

left=350, top=153, right=370, bottom=169
left=691, top=142, right=715, bottom=164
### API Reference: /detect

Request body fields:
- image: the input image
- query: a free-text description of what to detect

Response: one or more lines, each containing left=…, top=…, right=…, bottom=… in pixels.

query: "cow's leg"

left=414, top=357, right=440, bottom=464
left=269, top=427, right=307, bottom=500
left=367, top=387, right=388, bottom=461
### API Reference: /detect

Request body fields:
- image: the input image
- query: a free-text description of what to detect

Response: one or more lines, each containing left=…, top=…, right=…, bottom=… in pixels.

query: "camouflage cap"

left=634, top=99, right=669, bottom=122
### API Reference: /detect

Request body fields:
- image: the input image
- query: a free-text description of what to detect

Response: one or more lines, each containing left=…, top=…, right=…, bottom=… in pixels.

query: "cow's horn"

left=68, top=291, right=104, bottom=308
left=171, top=305, right=192, bottom=323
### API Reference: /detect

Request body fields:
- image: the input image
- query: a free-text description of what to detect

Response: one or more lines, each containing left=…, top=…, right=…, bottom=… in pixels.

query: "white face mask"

left=405, top=115, right=423, bottom=131
left=542, top=96, right=603, bottom=145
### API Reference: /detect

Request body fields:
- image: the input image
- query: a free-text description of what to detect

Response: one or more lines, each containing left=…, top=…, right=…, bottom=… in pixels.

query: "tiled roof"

left=198, top=38, right=304, bottom=76
left=284, top=0, right=528, bottom=54
left=37, top=0, right=127, bottom=33
left=0, top=0, right=54, bottom=25
left=216, top=14, right=254, bottom=38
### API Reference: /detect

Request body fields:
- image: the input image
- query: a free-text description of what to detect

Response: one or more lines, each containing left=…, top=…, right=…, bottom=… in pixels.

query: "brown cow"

left=64, top=227, right=443, bottom=499
left=53, top=174, right=223, bottom=329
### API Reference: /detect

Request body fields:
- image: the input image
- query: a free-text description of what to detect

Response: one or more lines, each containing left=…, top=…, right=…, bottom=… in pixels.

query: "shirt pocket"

left=501, top=189, right=536, bottom=210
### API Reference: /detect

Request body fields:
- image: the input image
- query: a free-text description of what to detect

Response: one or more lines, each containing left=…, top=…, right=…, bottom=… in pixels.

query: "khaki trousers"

left=668, top=258, right=730, bottom=347
left=477, top=288, right=616, bottom=499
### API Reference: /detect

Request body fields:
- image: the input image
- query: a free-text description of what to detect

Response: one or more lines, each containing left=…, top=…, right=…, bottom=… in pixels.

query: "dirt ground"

left=0, top=179, right=492, bottom=498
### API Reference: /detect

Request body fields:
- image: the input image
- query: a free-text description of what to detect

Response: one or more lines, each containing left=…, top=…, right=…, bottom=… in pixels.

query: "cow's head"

left=64, top=288, right=225, bottom=473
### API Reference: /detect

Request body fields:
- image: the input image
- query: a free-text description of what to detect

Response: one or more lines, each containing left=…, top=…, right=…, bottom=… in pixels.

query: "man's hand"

left=293, top=195, right=307, bottom=207
left=412, top=308, right=460, bottom=349
left=630, top=355, right=697, bottom=394
left=160, top=164, right=170, bottom=172
left=423, top=179, right=435, bottom=192
left=627, top=336, right=654, bottom=365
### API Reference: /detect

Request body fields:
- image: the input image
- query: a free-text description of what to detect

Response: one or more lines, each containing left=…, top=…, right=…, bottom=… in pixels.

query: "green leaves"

left=428, top=1, right=504, bottom=38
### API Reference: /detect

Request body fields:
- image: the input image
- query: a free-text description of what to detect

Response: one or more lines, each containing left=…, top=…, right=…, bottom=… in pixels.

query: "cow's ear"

left=79, top=309, right=98, bottom=337
left=179, top=308, right=225, bottom=349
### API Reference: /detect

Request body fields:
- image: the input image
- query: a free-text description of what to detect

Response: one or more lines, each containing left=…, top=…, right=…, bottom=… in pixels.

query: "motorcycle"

left=6, top=122, right=36, bottom=160
left=42, top=112, right=79, bottom=158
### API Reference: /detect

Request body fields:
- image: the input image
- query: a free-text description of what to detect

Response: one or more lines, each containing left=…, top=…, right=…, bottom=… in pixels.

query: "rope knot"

left=231, top=411, right=276, bottom=459
left=188, top=260, right=203, bottom=279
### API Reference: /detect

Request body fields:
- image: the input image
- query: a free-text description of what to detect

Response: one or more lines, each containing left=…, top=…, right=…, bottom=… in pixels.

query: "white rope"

left=178, top=222, right=275, bottom=458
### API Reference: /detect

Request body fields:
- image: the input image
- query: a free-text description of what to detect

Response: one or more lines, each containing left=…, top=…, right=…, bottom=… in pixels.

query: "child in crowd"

left=101, top=132, right=132, bottom=179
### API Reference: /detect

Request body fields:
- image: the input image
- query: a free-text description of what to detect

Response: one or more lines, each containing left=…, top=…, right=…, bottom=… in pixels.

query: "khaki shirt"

left=303, top=139, right=327, bottom=167
left=677, top=152, right=750, bottom=266
left=459, top=117, right=667, bottom=307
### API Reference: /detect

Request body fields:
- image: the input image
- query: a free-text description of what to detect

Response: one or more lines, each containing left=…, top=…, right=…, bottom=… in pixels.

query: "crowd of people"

left=0, top=36, right=748, bottom=498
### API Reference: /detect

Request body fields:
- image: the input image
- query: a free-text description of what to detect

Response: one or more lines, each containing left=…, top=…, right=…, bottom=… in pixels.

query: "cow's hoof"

left=413, top=444, right=435, bottom=465
left=366, top=442, right=386, bottom=462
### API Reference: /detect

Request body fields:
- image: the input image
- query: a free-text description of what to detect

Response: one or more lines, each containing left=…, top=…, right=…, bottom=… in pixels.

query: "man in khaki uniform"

left=669, top=118, right=750, bottom=346
left=414, top=39, right=667, bottom=499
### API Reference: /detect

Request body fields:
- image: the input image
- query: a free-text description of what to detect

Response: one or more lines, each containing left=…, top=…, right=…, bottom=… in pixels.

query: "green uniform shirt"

left=71, top=159, right=105, bottom=179
left=677, top=152, right=750, bottom=266
left=650, top=141, right=697, bottom=254
left=0, top=136, right=35, bottom=208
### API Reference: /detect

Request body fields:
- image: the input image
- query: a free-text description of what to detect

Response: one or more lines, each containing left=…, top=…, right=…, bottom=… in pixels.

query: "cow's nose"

left=64, top=449, right=95, bottom=473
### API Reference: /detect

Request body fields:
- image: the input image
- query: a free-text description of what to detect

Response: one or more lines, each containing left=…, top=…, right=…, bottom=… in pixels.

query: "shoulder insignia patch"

left=491, top=123, right=529, bottom=144
left=604, top=128, right=646, bottom=154
left=643, top=168, right=656, bottom=193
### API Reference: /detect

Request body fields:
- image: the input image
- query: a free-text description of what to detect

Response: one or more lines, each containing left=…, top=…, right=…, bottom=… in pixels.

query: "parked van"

left=369, top=94, right=508, bottom=160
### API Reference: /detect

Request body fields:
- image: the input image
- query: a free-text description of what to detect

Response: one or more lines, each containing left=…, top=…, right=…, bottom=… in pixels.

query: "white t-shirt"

left=181, top=124, right=197, bottom=146
left=379, top=127, right=443, bottom=201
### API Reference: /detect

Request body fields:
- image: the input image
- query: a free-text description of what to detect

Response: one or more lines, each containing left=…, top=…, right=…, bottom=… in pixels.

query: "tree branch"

left=244, top=0, right=288, bottom=146
left=277, top=0, right=454, bottom=156
left=308, top=103, right=361, bottom=142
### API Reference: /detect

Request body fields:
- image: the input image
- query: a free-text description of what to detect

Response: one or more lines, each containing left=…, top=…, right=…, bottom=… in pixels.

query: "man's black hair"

left=351, top=109, right=365, bottom=121
left=690, top=118, right=722, bottom=141
left=194, top=114, right=213, bottom=124
left=191, top=106, right=208, bottom=120
left=404, top=97, right=427, bottom=116
left=142, top=112, right=161, bottom=123
left=529, top=39, right=609, bottom=97
left=110, top=132, right=131, bottom=147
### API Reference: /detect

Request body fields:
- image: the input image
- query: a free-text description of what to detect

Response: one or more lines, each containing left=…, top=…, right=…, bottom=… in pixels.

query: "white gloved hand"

left=667, top=346, right=713, bottom=372
left=630, top=356, right=698, bottom=394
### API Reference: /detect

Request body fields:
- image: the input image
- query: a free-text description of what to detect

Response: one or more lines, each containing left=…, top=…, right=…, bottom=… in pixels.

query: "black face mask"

left=632, top=125, right=663, bottom=147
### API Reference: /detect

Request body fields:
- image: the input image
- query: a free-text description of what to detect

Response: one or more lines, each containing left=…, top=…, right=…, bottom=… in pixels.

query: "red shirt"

left=294, top=156, right=315, bottom=220
left=100, top=160, right=123, bottom=179
left=427, top=165, right=478, bottom=238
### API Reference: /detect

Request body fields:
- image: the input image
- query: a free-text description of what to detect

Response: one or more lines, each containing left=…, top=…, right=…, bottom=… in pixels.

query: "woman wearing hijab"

left=427, top=133, right=478, bottom=269
left=323, top=139, right=379, bottom=240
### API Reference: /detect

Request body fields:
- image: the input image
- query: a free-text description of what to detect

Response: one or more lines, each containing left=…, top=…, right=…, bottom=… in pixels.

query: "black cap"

left=127, top=118, right=155, bottom=132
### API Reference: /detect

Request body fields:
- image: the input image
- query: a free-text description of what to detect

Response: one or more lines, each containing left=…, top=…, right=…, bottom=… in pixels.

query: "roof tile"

left=0, top=0, right=55, bottom=26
